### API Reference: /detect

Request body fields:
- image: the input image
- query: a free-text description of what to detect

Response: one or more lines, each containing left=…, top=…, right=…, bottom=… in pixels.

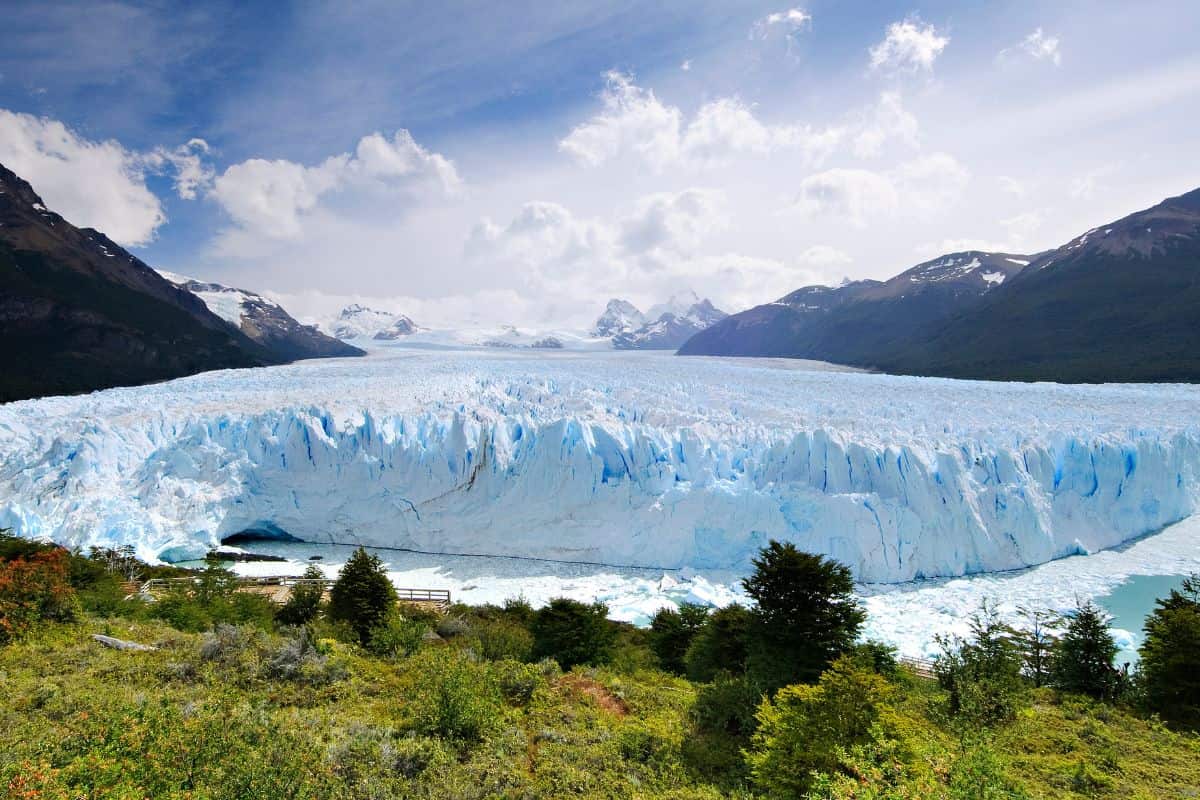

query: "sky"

left=1, top=0, right=1198, bottom=328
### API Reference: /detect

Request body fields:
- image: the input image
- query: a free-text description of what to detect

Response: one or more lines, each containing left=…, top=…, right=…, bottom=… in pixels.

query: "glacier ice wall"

left=0, top=348, right=1197, bottom=582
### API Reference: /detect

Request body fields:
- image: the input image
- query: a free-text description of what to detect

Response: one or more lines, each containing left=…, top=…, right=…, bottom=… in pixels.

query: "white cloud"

left=1000, top=28, right=1062, bottom=66
left=559, top=72, right=842, bottom=170
left=0, top=108, right=167, bottom=245
left=915, top=210, right=1045, bottom=258
left=210, top=129, right=460, bottom=239
left=997, top=175, right=1026, bottom=197
left=680, top=59, right=692, bottom=72
left=145, top=138, right=214, bottom=200
left=796, top=244, right=853, bottom=268
left=791, top=152, right=969, bottom=226
left=869, top=18, right=949, bottom=73
left=752, top=8, right=812, bottom=39
left=852, top=91, right=920, bottom=158
left=1069, top=164, right=1119, bottom=200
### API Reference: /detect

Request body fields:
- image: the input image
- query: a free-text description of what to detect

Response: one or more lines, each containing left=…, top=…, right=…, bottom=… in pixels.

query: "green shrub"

left=408, top=650, right=503, bottom=742
left=366, top=613, right=428, bottom=658
left=935, top=600, right=1026, bottom=728
left=691, top=672, right=763, bottom=737
left=747, top=656, right=895, bottom=798
left=493, top=658, right=547, bottom=704
left=530, top=597, right=615, bottom=669
left=470, top=616, right=534, bottom=662
left=263, top=627, right=346, bottom=685
left=684, top=603, right=752, bottom=682
left=329, top=547, right=397, bottom=646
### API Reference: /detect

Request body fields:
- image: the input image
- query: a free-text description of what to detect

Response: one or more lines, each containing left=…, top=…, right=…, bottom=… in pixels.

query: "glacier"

left=0, top=346, right=1197, bottom=583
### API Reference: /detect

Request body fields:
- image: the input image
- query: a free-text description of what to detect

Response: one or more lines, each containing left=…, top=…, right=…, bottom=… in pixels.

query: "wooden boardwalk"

left=135, top=576, right=451, bottom=610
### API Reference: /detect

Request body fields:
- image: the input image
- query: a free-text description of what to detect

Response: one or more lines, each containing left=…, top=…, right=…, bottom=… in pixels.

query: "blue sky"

left=2, top=0, right=1198, bottom=327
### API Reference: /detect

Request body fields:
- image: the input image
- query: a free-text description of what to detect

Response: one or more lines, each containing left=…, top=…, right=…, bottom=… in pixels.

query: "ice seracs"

left=0, top=348, right=1195, bottom=583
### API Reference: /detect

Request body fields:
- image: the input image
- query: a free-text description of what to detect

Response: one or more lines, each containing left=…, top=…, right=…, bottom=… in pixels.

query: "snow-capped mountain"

left=328, top=304, right=420, bottom=340
left=0, top=161, right=276, bottom=403
left=679, top=250, right=1032, bottom=363
left=592, top=299, right=646, bottom=337
left=592, top=293, right=727, bottom=350
left=158, top=273, right=362, bottom=362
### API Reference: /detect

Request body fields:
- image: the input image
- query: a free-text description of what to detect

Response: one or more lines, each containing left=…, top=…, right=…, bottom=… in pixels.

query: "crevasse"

left=0, top=349, right=1197, bottom=583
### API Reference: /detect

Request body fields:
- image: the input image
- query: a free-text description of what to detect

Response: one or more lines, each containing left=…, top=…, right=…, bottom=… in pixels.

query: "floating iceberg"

left=0, top=347, right=1197, bottom=583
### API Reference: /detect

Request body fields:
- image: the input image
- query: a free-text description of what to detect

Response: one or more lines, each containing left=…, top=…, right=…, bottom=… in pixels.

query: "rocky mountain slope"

left=680, top=251, right=1029, bottom=362
left=159, top=273, right=363, bottom=361
left=877, top=188, right=1200, bottom=382
left=0, top=162, right=277, bottom=403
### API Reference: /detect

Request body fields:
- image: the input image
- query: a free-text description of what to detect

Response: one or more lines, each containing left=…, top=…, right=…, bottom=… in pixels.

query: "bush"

left=1138, top=574, right=1200, bottom=729
left=329, top=547, right=397, bottom=646
left=493, top=658, right=546, bottom=704
left=1053, top=600, right=1120, bottom=699
left=408, top=650, right=503, bottom=742
left=690, top=672, right=763, bottom=737
left=470, top=616, right=534, bottom=662
left=366, top=613, right=429, bottom=658
left=275, top=565, right=325, bottom=627
left=684, top=604, right=752, bottom=682
left=935, top=600, right=1026, bottom=728
left=263, top=627, right=345, bottom=685
left=742, top=540, right=865, bottom=692
left=649, top=603, right=709, bottom=674
left=746, top=656, right=895, bottom=798
left=0, top=545, right=78, bottom=642
left=530, top=597, right=615, bottom=670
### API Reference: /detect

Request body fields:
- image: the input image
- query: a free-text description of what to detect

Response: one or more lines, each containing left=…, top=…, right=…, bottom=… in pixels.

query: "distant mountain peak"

left=328, top=304, right=420, bottom=340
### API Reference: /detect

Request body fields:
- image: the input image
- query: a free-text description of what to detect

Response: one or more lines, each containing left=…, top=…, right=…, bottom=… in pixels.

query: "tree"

left=685, top=603, right=753, bottom=682
left=1139, top=574, right=1200, bottom=730
left=934, top=600, right=1025, bottom=728
left=0, top=546, right=78, bottom=643
left=649, top=603, right=709, bottom=674
left=276, top=565, right=326, bottom=626
left=530, top=597, right=615, bottom=669
left=328, top=547, right=397, bottom=646
left=1012, top=605, right=1062, bottom=688
left=746, top=655, right=895, bottom=798
left=741, top=541, right=865, bottom=691
left=1053, top=600, right=1119, bottom=699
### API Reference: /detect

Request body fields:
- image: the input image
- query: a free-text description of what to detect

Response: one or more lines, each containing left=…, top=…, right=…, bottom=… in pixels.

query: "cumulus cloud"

left=210, top=129, right=460, bottom=239
left=915, top=211, right=1045, bottom=258
left=145, top=138, right=214, bottom=200
left=559, top=72, right=843, bottom=170
left=999, top=28, right=1061, bottom=66
left=791, top=152, right=969, bottom=226
left=0, top=108, right=168, bottom=245
left=460, top=188, right=814, bottom=318
left=869, top=18, right=949, bottom=73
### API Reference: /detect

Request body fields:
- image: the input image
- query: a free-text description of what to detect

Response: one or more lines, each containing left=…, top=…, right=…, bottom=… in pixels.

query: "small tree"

left=329, top=547, right=397, bottom=646
left=1012, top=605, right=1062, bottom=688
left=742, top=541, right=865, bottom=691
left=276, top=565, right=326, bottom=627
left=685, top=603, right=753, bottom=682
left=530, top=597, right=615, bottom=669
left=1139, top=574, right=1200, bottom=730
left=649, top=603, right=709, bottom=674
left=0, top=547, right=78, bottom=643
left=1053, top=600, right=1119, bottom=699
left=934, top=600, right=1025, bottom=728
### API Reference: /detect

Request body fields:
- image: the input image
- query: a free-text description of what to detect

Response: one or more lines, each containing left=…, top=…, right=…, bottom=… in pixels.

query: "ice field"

left=1, top=346, right=1197, bottom=587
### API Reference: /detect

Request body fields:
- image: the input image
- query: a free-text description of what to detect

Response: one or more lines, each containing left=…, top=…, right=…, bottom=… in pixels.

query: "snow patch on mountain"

left=0, top=348, right=1196, bottom=583
left=328, top=304, right=419, bottom=340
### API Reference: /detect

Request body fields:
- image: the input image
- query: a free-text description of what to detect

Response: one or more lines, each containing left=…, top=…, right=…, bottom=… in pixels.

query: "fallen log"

left=91, top=634, right=156, bottom=652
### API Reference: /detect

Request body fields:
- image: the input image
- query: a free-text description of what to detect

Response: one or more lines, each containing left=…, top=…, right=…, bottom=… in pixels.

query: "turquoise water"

left=1096, top=574, right=1190, bottom=666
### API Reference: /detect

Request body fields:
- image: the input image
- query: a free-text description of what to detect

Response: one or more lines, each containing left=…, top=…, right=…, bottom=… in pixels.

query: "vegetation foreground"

left=2, top=533, right=1199, bottom=799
